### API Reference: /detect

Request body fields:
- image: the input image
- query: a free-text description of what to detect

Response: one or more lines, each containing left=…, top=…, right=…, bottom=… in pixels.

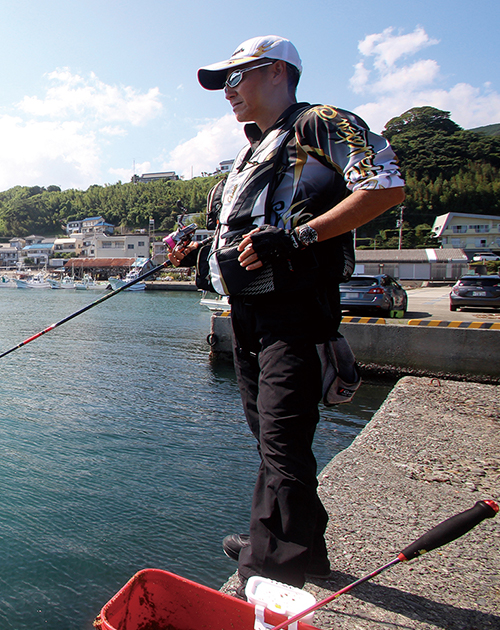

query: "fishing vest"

left=198, top=104, right=355, bottom=296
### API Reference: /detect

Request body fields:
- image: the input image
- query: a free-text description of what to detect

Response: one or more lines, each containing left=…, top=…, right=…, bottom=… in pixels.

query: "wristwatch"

left=295, top=223, right=318, bottom=247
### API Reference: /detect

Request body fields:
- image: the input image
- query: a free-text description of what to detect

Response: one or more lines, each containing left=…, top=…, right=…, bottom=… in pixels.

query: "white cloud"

left=358, top=26, right=439, bottom=70
left=350, top=27, right=500, bottom=132
left=0, top=69, right=163, bottom=190
left=19, top=68, right=162, bottom=125
left=0, top=115, right=100, bottom=190
left=161, top=114, right=246, bottom=178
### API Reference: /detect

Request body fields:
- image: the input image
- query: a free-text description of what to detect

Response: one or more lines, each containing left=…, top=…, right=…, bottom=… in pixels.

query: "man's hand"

left=168, top=241, right=199, bottom=267
left=238, top=225, right=302, bottom=270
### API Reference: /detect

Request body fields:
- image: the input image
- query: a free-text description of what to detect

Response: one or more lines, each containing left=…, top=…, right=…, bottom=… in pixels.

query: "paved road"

left=403, top=285, right=500, bottom=323
left=341, top=285, right=500, bottom=324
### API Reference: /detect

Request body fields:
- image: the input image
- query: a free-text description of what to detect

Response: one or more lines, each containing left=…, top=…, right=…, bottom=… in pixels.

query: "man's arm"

left=238, top=187, right=405, bottom=270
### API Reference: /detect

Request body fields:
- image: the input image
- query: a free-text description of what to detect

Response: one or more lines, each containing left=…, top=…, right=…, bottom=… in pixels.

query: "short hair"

left=285, top=62, right=301, bottom=95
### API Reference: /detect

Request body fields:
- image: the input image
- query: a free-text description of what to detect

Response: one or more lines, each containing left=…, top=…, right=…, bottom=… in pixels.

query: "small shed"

left=353, top=248, right=468, bottom=281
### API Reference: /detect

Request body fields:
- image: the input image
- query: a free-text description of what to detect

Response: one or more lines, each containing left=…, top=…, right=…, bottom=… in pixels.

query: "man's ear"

left=270, top=60, right=288, bottom=86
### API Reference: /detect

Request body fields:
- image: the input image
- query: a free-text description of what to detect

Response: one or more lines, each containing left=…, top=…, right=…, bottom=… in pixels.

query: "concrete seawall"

left=220, top=376, right=500, bottom=629
left=208, top=313, right=500, bottom=381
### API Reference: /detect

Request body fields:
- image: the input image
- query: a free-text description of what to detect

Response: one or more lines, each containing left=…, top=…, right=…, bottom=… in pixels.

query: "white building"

left=132, top=172, right=179, bottom=183
left=53, top=236, right=84, bottom=256
left=81, top=233, right=150, bottom=259
left=432, top=212, right=500, bottom=257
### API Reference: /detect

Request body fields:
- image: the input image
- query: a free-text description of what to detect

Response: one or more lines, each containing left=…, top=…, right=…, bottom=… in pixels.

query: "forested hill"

left=0, top=106, right=499, bottom=249
left=469, top=122, right=500, bottom=137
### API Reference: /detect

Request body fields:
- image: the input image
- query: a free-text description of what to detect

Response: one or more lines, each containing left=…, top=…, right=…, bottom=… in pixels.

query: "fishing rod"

left=270, top=499, right=498, bottom=630
left=0, top=213, right=197, bottom=361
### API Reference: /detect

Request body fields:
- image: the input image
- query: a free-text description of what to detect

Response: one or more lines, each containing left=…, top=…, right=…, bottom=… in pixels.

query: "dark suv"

left=450, top=275, right=500, bottom=311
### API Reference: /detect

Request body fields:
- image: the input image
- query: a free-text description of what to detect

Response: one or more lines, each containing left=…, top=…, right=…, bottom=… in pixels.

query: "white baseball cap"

left=198, top=35, right=302, bottom=90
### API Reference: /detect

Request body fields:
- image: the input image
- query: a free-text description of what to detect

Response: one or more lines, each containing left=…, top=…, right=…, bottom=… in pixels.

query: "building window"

left=138, top=241, right=145, bottom=247
left=127, top=244, right=135, bottom=249
left=452, top=225, right=467, bottom=234
left=102, top=242, right=112, bottom=248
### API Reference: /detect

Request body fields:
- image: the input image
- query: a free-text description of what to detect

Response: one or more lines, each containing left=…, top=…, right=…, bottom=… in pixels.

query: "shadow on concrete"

left=402, top=310, right=432, bottom=319
left=313, top=570, right=500, bottom=629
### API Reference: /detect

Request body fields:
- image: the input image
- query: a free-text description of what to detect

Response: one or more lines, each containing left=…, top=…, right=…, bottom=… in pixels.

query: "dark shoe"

left=234, top=574, right=247, bottom=600
left=223, top=533, right=250, bottom=561
left=305, top=558, right=331, bottom=579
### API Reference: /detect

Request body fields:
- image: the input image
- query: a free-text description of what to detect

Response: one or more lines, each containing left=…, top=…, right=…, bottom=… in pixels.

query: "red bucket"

left=95, top=568, right=321, bottom=630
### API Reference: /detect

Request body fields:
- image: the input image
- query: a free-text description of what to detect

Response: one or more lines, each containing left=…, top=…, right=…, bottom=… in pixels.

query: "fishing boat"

left=15, top=273, right=52, bottom=289
left=74, top=274, right=107, bottom=290
left=0, top=276, right=16, bottom=288
left=108, top=269, right=146, bottom=291
left=200, top=291, right=230, bottom=311
left=48, top=275, right=77, bottom=289
left=107, top=258, right=153, bottom=292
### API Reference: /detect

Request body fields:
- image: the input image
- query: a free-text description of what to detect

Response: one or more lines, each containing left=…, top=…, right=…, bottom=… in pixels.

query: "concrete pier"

left=208, top=313, right=500, bottom=381
left=220, top=377, right=500, bottom=629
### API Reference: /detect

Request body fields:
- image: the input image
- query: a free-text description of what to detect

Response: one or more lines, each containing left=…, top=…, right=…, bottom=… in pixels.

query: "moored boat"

left=0, top=276, right=16, bottom=288
left=15, top=273, right=52, bottom=289
left=200, top=291, right=230, bottom=311
left=107, top=258, right=153, bottom=292
left=74, top=274, right=107, bottom=290
left=108, top=269, right=146, bottom=291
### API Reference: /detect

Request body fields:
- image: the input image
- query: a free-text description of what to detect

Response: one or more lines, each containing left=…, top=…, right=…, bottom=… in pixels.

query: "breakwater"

left=208, top=313, right=500, bottom=381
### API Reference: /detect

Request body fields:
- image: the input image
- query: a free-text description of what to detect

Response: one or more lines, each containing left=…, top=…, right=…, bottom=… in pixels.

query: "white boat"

left=0, top=276, right=16, bottom=288
left=107, top=259, right=153, bottom=292
left=15, top=273, right=52, bottom=289
left=108, top=269, right=146, bottom=291
left=48, top=275, right=76, bottom=289
left=200, top=291, right=230, bottom=311
left=74, top=274, right=107, bottom=290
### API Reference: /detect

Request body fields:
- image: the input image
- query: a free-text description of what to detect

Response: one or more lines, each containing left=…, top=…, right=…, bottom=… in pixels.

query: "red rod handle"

left=399, top=500, right=498, bottom=561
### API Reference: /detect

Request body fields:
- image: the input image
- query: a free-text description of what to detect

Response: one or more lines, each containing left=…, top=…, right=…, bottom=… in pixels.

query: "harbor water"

left=0, top=288, right=392, bottom=629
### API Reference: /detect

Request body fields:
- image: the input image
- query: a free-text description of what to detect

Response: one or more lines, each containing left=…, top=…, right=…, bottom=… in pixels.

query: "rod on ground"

left=0, top=260, right=170, bottom=360
left=270, top=500, right=498, bottom=630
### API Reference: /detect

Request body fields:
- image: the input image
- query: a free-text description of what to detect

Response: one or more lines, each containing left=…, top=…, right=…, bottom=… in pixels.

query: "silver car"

left=450, top=275, right=500, bottom=311
left=340, top=274, right=408, bottom=317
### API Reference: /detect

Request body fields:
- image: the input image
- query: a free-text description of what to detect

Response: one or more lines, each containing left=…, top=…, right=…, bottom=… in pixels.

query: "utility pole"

left=397, top=205, right=405, bottom=250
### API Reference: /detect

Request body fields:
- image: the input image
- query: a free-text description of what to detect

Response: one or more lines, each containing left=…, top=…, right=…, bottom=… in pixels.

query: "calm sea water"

left=0, top=287, right=391, bottom=629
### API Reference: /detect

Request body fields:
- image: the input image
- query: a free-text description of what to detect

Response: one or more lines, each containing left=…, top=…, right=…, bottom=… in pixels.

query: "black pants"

left=230, top=289, right=335, bottom=587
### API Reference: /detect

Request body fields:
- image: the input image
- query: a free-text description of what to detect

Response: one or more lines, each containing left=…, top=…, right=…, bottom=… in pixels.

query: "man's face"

left=224, top=61, right=273, bottom=125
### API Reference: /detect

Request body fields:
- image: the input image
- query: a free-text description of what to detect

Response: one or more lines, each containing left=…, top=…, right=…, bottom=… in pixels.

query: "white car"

left=472, top=252, right=500, bottom=262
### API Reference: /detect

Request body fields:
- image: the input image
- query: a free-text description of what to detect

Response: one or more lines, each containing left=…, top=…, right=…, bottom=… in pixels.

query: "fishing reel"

left=163, top=200, right=197, bottom=250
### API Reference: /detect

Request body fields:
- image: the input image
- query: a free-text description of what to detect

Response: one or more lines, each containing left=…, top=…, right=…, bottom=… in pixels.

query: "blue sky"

left=0, top=0, right=498, bottom=191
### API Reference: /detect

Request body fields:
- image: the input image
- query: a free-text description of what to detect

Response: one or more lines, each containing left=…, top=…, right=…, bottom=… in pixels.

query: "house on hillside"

left=432, top=212, right=500, bottom=257
left=66, top=217, right=114, bottom=235
left=21, top=241, right=55, bottom=265
left=0, top=243, right=19, bottom=267
left=132, top=172, right=179, bottom=183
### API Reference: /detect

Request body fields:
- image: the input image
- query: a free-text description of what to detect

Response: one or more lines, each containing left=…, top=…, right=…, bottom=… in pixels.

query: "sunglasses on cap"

left=225, top=60, right=276, bottom=89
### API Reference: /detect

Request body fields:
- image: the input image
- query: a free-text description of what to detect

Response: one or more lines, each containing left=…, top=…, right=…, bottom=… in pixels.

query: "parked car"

left=339, top=274, right=408, bottom=317
left=450, top=275, right=500, bottom=311
left=472, top=252, right=500, bottom=262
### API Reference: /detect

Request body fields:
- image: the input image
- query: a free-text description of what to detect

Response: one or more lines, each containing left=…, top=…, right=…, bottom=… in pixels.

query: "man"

left=170, top=35, right=405, bottom=596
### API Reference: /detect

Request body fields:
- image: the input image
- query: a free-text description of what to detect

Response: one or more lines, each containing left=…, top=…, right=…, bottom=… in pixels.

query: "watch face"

left=298, top=225, right=318, bottom=245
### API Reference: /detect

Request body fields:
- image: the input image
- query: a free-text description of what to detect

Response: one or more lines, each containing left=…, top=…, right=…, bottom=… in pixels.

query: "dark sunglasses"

left=225, top=60, right=275, bottom=89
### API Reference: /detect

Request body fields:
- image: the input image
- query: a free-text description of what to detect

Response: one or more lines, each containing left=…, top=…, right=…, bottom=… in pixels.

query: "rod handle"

left=399, top=500, right=498, bottom=561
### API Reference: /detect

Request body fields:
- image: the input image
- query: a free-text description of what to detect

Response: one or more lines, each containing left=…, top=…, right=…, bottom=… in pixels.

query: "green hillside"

left=0, top=106, right=499, bottom=250
left=469, top=123, right=500, bottom=137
